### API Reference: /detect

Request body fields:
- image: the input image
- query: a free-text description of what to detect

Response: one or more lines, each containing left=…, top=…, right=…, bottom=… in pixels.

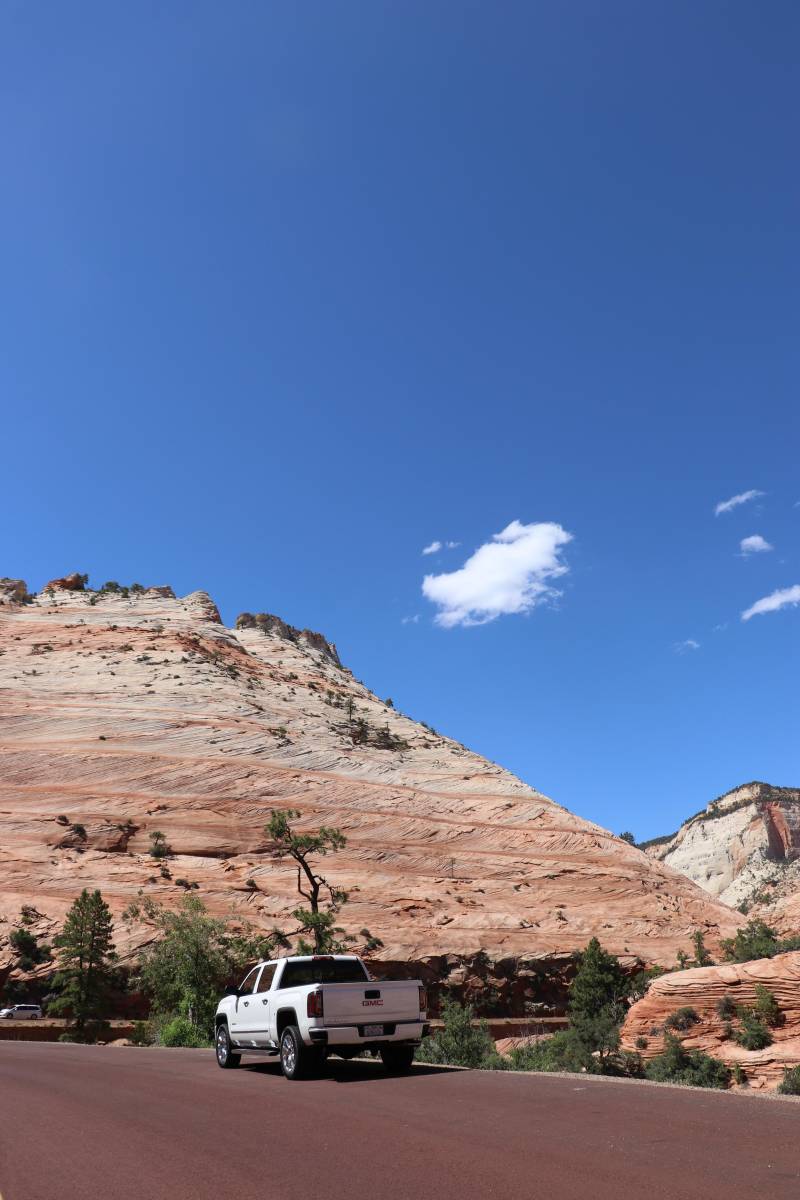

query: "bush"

left=716, top=995, right=737, bottom=1020
left=645, top=1034, right=730, bottom=1089
left=416, top=998, right=498, bottom=1068
left=160, top=1016, right=210, bottom=1048
left=734, top=1008, right=772, bottom=1050
left=635, top=1036, right=648, bottom=1050
left=664, top=1007, right=700, bottom=1032
left=719, top=920, right=800, bottom=963
left=509, top=1029, right=597, bottom=1075
left=149, top=831, right=172, bottom=860
left=130, top=1021, right=154, bottom=1046
left=777, top=1066, right=800, bottom=1096
left=753, top=984, right=782, bottom=1027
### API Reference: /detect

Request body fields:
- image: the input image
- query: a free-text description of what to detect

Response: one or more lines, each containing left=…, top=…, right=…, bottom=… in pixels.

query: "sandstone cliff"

left=0, top=579, right=739, bottom=1002
left=642, top=782, right=800, bottom=935
left=621, top=951, right=800, bottom=1090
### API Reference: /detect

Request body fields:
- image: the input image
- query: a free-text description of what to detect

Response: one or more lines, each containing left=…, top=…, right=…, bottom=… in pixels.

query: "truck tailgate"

left=321, top=980, right=420, bottom=1025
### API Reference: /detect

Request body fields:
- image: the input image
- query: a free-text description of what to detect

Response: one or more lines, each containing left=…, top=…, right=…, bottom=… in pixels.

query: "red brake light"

left=307, top=990, right=324, bottom=1018
left=418, top=986, right=427, bottom=1013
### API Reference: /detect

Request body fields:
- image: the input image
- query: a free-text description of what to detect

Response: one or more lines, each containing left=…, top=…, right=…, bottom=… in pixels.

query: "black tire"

left=215, top=1022, right=240, bottom=1069
left=380, top=1045, right=415, bottom=1074
left=280, top=1025, right=319, bottom=1080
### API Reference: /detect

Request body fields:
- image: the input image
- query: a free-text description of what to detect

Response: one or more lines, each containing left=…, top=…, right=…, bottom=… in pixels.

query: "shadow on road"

left=241, top=1057, right=459, bottom=1084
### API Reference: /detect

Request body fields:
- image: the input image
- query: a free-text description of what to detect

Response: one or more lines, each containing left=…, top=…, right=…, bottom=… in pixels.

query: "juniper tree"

left=49, top=889, right=116, bottom=1039
left=265, top=809, right=350, bottom=954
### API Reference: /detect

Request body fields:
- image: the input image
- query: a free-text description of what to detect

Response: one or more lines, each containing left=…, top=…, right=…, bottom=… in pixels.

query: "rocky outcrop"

left=621, top=952, right=800, bottom=1090
left=235, top=611, right=340, bottom=666
left=0, top=579, right=28, bottom=605
left=0, top=579, right=739, bottom=1003
left=42, top=572, right=87, bottom=592
left=643, top=782, right=800, bottom=911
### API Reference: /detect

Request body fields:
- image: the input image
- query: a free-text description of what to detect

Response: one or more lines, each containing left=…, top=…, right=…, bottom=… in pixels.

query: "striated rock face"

left=0, top=579, right=738, bottom=995
left=643, top=782, right=800, bottom=914
left=621, top=952, right=800, bottom=1090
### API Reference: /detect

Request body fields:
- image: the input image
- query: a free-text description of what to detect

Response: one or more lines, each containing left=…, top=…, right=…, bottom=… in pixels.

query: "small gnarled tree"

left=265, top=809, right=351, bottom=954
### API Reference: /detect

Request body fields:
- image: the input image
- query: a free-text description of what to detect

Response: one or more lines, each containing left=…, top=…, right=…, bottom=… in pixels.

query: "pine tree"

left=50, top=889, right=116, bottom=1039
left=568, top=938, right=630, bottom=1066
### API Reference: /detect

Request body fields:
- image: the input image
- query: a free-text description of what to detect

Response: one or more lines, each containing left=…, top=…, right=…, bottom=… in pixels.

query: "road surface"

left=1, top=1043, right=797, bottom=1199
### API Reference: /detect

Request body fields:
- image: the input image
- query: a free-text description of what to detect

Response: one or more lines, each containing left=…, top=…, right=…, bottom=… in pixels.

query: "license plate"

left=363, top=1024, right=384, bottom=1037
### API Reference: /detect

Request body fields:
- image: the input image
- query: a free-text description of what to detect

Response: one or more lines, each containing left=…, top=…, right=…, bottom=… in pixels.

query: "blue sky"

left=3, top=2, right=798, bottom=839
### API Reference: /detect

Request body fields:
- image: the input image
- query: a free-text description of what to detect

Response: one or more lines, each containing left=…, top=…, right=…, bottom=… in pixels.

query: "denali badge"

left=362, top=999, right=384, bottom=1006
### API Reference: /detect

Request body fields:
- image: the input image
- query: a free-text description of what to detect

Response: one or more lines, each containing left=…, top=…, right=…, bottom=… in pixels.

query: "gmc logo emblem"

left=362, top=999, right=384, bottom=1007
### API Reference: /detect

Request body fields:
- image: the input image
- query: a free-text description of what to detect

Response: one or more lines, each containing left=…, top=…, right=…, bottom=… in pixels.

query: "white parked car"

left=0, top=1004, right=43, bottom=1019
left=215, top=954, right=428, bottom=1079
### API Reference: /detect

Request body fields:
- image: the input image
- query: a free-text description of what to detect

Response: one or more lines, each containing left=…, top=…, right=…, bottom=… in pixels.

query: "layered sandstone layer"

left=621, top=952, right=800, bottom=1090
left=0, top=579, right=739, bottom=990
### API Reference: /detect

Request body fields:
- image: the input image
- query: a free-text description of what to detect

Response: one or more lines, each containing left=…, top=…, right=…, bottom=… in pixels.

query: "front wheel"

left=215, top=1022, right=240, bottom=1069
left=380, top=1045, right=415, bottom=1074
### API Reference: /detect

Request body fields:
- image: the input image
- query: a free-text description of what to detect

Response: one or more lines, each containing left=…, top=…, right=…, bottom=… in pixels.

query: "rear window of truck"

left=278, top=959, right=369, bottom=987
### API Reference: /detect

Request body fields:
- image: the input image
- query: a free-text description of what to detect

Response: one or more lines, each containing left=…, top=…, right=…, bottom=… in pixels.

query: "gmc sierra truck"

left=214, top=954, right=428, bottom=1079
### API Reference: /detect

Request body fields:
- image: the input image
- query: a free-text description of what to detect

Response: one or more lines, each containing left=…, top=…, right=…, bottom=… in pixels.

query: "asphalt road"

left=1, top=1044, right=798, bottom=1200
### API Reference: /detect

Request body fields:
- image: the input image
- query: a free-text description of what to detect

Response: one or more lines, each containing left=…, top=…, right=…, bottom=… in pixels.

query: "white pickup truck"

left=214, top=954, right=428, bottom=1079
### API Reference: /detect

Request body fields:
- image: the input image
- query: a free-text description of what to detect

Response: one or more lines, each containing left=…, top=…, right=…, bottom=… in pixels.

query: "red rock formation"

left=621, top=952, right=800, bottom=1090
left=760, top=798, right=800, bottom=863
left=0, top=580, right=739, bottom=1002
left=42, top=572, right=87, bottom=592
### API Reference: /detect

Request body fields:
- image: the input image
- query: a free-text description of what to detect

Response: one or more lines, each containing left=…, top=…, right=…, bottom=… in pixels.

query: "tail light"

left=418, top=986, right=428, bottom=1013
left=307, top=990, right=324, bottom=1018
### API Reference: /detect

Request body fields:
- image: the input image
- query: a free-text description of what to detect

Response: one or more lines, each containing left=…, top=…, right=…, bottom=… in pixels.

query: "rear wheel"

left=380, top=1045, right=415, bottom=1074
left=215, top=1022, right=240, bottom=1069
left=280, top=1025, right=320, bottom=1080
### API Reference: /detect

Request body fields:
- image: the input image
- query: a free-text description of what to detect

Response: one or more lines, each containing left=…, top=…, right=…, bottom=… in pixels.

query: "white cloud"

left=674, top=639, right=701, bottom=653
left=401, top=614, right=420, bottom=625
left=422, top=541, right=443, bottom=556
left=741, top=584, right=800, bottom=622
left=740, top=534, right=773, bottom=555
left=445, top=540, right=460, bottom=549
left=422, top=519, right=573, bottom=628
left=714, top=489, right=764, bottom=516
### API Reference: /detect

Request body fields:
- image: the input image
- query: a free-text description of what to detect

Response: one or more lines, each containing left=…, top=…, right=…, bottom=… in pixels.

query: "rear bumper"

left=308, top=1021, right=426, bottom=1047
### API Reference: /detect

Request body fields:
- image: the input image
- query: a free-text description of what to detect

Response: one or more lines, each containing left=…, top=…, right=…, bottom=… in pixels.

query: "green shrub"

left=719, top=920, right=800, bottom=963
left=130, top=1021, right=154, bottom=1046
left=664, top=1007, right=700, bottom=1032
left=416, top=998, right=498, bottom=1068
left=160, top=1016, right=210, bottom=1048
left=645, top=1034, right=730, bottom=1089
left=509, top=1029, right=597, bottom=1075
left=716, top=995, right=737, bottom=1019
left=149, top=831, right=171, bottom=860
left=777, top=1066, right=800, bottom=1096
left=635, top=1036, right=648, bottom=1050
left=753, top=984, right=782, bottom=1027
left=691, top=930, right=713, bottom=967
left=734, top=1008, right=772, bottom=1050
